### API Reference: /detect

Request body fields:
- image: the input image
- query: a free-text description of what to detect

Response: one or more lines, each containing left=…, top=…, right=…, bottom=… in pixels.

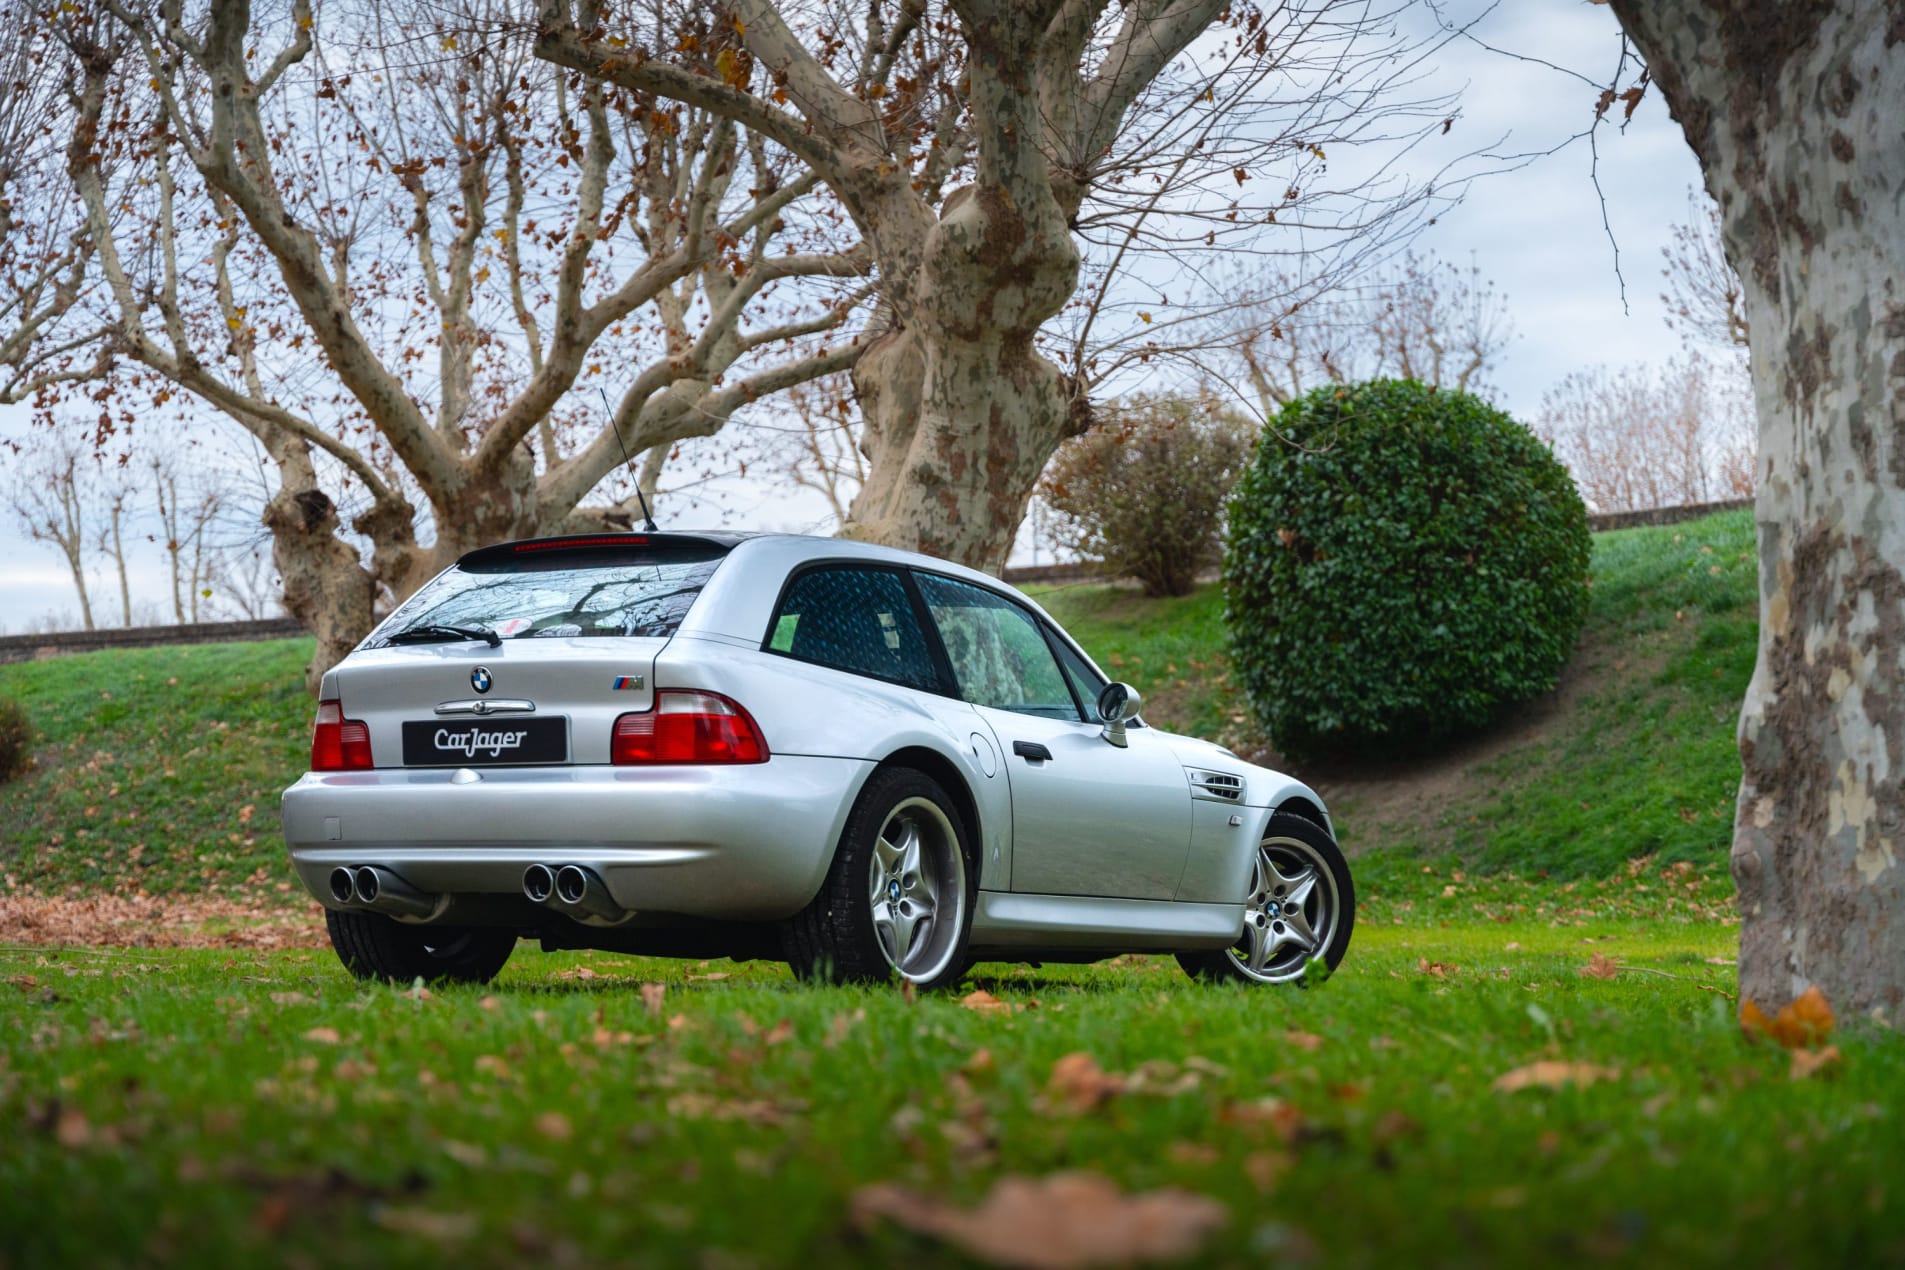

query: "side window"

left=1051, top=633, right=1107, bottom=716
left=766, top=567, right=940, bottom=691
left=915, top=574, right=1081, bottom=720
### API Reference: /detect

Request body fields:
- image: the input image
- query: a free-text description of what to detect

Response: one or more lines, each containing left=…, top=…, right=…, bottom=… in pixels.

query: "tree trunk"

left=260, top=447, right=379, bottom=696
left=1612, top=1, right=1905, bottom=1015
left=108, top=500, right=131, bottom=626
left=841, top=0, right=1084, bottom=573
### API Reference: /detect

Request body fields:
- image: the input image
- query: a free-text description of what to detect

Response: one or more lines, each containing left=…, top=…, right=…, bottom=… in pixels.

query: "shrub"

left=1041, top=393, right=1256, bottom=597
left=1225, top=378, right=1590, bottom=755
left=0, top=695, right=31, bottom=785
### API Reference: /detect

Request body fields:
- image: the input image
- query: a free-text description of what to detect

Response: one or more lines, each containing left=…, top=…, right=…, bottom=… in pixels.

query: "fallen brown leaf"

left=639, top=982, right=665, bottom=1016
left=1044, top=1053, right=1125, bottom=1114
left=851, top=1172, right=1227, bottom=1269
left=1741, top=986, right=1835, bottom=1049
left=1283, top=1030, right=1324, bottom=1053
left=961, top=989, right=1015, bottom=1014
left=302, top=1027, right=341, bottom=1045
left=374, top=1207, right=477, bottom=1242
left=1491, top=1061, right=1620, bottom=1093
left=1789, top=1045, right=1842, bottom=1081
left=1416, top=959, right=1453, bottom=979
left=533, top=1111, right=572, bottom=1141
left=1580, top=953, right=1619, bottom=980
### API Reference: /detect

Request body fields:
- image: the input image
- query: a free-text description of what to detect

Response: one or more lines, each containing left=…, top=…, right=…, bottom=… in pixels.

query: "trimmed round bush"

left=1225, top=379, right=1590, bottom=755
left=0, top=695, right=30, bottom=785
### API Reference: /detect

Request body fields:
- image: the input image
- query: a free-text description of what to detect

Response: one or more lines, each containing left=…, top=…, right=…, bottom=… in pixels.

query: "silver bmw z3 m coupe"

left=284, top=531, right=1353, bottom=989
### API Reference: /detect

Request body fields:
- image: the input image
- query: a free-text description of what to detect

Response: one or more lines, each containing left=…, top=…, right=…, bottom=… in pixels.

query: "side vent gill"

left=1187, top=768, right=1245, bottom=804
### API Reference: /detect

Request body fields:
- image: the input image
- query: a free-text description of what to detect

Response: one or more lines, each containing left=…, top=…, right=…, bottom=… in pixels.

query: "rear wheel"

left=1177, top=812, right=1353, bottom=986
left=783, top=766, right=974, bottom=990
left=325, top=909, right=517, bottom=985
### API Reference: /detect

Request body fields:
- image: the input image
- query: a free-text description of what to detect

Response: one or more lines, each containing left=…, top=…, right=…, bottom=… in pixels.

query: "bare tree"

left=4, top=0, right=868, bottom=688
left=6, top=441, right=100, bottom=631
left=149, top=454, right=225, bottom=623
left=1538, top=355, right=1755, bottom=514
left=539, top=0, right=1457, bottom=573
left=1608, top=2, right=1905, bottom=1014
left=1229, top=252, right=1515, bottom=417
left=98, top=474, right=135, bottom=627
left=1661, top=187, right=1748, bottom=351
left=778, top=374, right=866, bottom=530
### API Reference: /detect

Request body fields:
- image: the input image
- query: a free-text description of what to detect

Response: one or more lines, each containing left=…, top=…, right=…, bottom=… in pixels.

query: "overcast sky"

left=0, top=0, right=1707, bottom=633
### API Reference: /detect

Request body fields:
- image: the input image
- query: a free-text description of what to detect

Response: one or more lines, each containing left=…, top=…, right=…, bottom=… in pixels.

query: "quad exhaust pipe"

left=327, top=864, right=438, bottom=919
left=522, top=863, right=629, bottom=924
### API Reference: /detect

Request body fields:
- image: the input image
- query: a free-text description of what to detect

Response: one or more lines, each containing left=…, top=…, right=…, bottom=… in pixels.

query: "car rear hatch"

left=329, top=533, right=738, bottom=769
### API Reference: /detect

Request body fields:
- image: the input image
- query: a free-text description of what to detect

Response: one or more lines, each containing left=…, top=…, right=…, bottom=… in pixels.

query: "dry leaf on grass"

left=665, top=1093, right=799, bottom=1126
left=1789, top=1045, right=1842, bottom=1081
left=961, top=989, right=1017, bottom=1014
left=374, top=1207, right=477, bottom=1242
left=1740, top=986, right=1834, bottom=1049
left=852, top=1172, right=1227, bottom=1269
left=302, top=1027, right=341, bottom=1045
left=639, top=982, right=666, bottom=1016
left=1043, top=1053, right=1125, bottom=1114
left=1580, top=953, right=1620, bottom=980
left=1416, top=959, right=1454, bottom=979
left=1491, top=1061, right=1621, bottom=1093
left=1282, top=1030, right=1324, bottom=1053
left=533, top=1111, right=573, bottom=1141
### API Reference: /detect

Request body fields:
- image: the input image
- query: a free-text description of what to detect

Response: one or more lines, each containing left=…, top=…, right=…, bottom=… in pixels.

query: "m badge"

left=471, top=666, right=493, bottom=695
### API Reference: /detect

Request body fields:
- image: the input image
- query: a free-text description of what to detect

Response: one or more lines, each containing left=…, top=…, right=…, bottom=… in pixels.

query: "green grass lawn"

left=7, top=911, right=1897, bottom=1269
left=0, top=639, right=313, bottom=898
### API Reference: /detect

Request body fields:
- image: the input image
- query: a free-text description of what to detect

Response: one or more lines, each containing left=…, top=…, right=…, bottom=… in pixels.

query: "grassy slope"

left=1040, top=508, right=1760, bottom=880
left=0, top=639, right=314, bottom=897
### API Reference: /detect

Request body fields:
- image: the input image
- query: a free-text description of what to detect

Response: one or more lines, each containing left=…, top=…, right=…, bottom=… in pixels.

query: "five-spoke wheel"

left=783, top=766, right=974, bottom=989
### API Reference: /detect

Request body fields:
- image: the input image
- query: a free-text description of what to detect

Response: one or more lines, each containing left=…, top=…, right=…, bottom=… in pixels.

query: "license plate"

left=402, top=717, right=568, bottom=766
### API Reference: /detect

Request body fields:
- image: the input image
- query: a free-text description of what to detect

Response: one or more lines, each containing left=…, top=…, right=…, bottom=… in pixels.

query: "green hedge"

left=1225, top=379, right=1590, bottom=755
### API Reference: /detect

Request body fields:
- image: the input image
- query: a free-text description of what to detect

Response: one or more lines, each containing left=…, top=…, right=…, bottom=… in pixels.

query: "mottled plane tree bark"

left=1608, top=1, right=1905, bottom=1015
left=7, top=0, right=867, bottom=687
left=539, top=0, right=1444, bottom=572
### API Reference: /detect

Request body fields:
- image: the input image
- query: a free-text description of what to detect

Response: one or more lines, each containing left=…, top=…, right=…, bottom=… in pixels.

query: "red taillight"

left=612, top=690, right=768, bottom=764
left=311, top=699, right=373, bottom=771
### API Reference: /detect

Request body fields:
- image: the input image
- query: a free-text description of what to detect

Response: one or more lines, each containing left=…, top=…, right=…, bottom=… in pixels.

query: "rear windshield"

left=366, top=544, right=726, bottom=646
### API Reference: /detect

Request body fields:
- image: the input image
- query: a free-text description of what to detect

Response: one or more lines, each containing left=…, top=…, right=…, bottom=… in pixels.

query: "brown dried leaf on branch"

left=851, top=1172, right=1228, bottom=1269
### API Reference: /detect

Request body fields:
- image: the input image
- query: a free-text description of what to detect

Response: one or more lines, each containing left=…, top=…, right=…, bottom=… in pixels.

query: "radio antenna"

left=600, top=386, right=658, bottom=532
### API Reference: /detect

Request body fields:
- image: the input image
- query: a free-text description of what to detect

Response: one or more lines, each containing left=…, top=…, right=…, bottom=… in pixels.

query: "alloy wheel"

left=1228, top=834, right=1341, bottom=984
left=867, top=796, right=966, bottom=983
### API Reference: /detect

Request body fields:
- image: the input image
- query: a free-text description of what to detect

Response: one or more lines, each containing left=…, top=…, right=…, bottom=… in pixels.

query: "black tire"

left=325, top=909, right=517, bottom=985
left=1177, top=812, right=1354, bottom=987
left=782, top=766, right=975, bottom=990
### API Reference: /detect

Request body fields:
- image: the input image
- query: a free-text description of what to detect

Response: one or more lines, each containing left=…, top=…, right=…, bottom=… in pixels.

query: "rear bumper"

left=281, top=755, right=871, bottom=921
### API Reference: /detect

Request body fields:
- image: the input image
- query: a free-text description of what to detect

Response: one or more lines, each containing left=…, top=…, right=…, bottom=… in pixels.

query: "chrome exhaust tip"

left=552, top=864, right=626, bottom=923
left=328, top=867, right=356, bottom=905
left=347, top=865, right=438, bottom=919
left=522, top=863, right=556, bottom=904
left=554, top=864, right=589, bottom=906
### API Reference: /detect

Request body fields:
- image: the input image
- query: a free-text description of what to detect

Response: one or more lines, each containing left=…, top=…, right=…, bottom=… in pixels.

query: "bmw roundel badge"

left=470, top=666, right=493, bottom=694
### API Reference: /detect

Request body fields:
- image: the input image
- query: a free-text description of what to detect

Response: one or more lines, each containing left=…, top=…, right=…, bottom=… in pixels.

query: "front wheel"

left=1177, top=812, right=1353, bottom=986
left=325, top=909, right=517, bottom=985
left=782, top=766, right=974, bottom=990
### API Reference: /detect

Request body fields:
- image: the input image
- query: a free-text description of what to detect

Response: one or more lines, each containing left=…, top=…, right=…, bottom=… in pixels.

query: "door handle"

left=1012, top=741, right=1053, bottom=763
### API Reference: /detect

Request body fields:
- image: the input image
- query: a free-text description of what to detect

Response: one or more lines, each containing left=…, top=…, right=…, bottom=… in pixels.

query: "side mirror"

left=1096, top=681, right=1141, bottom=748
